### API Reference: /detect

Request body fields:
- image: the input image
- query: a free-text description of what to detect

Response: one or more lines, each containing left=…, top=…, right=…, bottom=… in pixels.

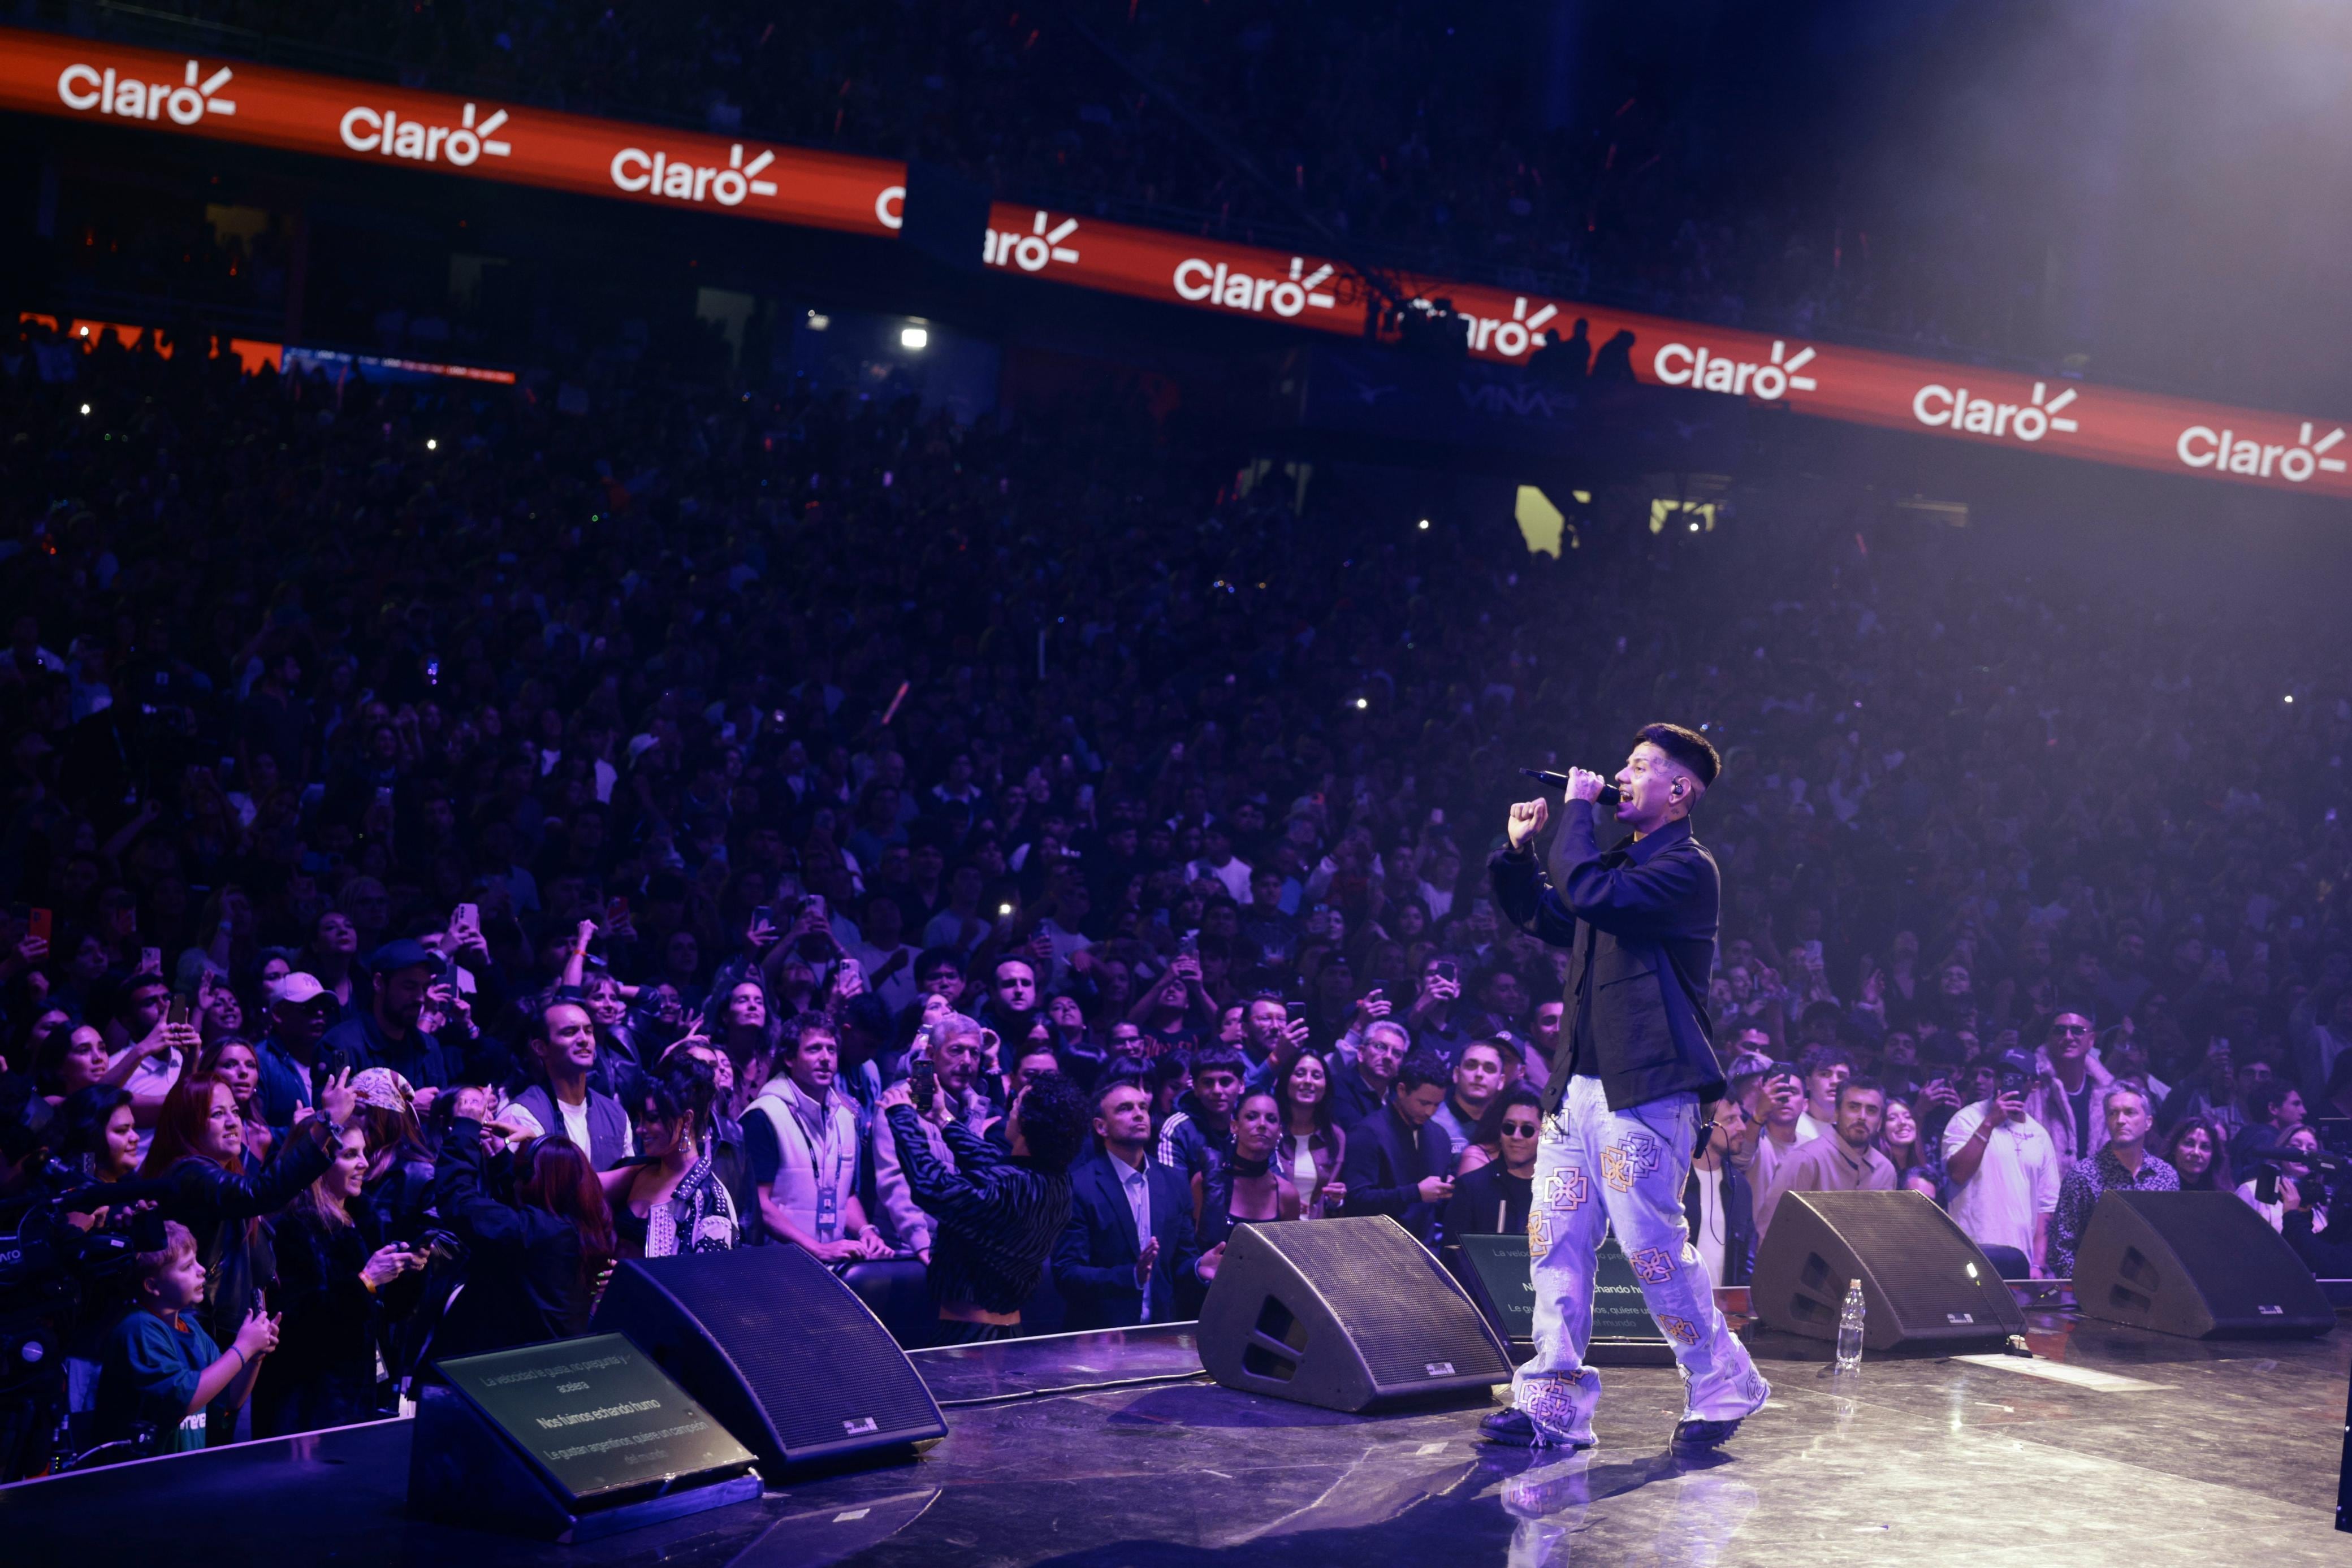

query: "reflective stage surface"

left=7, top=1307, right=2345, bottom=1566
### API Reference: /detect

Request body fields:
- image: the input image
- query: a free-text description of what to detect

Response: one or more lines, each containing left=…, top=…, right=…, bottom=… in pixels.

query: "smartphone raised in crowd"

left=28, top=907, right=51, bottom=943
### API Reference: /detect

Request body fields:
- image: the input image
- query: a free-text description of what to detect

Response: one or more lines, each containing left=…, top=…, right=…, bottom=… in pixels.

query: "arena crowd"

left=2, top=307, right=2348, bottom=1472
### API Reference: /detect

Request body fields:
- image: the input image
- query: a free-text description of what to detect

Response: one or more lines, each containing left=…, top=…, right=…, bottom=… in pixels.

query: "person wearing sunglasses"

left=1446, top=1087, right=1544, bottom=1236
left=2021, top=1012, right=2112, bottom=1176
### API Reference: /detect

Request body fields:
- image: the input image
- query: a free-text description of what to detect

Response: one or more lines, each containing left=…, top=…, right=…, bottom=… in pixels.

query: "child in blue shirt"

left=96, top=1220, right=279, bottom=1454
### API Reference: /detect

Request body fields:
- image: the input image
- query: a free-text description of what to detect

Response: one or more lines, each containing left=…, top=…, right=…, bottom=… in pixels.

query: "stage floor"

left=6, top=1302, right=2345, bottom=1566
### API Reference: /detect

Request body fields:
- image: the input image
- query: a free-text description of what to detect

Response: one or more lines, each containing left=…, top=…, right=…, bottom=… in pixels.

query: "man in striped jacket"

left=879, top=1071, right=1091, bottom=1344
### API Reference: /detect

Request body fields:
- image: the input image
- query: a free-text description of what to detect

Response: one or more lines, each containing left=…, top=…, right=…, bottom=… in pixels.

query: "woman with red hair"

left=140, top=1066, right=358, bottom=1438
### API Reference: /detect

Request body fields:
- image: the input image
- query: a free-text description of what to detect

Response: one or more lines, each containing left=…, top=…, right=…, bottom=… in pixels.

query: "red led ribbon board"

left=980, top=200, right=2352, bottom=500
left=4, top=24, right=2345, bottom=499
left=0, top=29, right=906, bottom=237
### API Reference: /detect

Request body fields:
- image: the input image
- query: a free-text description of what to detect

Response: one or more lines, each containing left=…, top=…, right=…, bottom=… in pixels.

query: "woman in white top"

left=1273, top=1049, right=1347, bottom=1218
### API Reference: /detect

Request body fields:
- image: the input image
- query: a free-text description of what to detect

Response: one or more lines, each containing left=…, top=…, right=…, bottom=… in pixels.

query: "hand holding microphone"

left=1519, top=768, right=1623, bottom=807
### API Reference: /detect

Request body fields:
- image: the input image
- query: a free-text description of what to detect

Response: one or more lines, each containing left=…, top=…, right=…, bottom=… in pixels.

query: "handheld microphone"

left=1519, top=768, right=1623, bottom=807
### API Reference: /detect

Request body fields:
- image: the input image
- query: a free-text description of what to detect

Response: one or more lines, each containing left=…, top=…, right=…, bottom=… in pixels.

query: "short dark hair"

left=2246, top=1080, right=2293, bottom=1121
left=1092, top=1074, right=1149, bottom=1116
left=529, top=995, right=594, bottom=1041
left=1015, top=1071, right=1091, bottom=1172
left=1187, top=1044, right=1246, bottom=1084
left=1471, top=1085, right=1545, bottom=1146
left=992, top=952, right=1037, bottom=984
left=915, top=946, right=965, bottom=981
left=1633, top=722, right=1720, bottom=788
left=1395, top=1052, right=1451, bottom=1095
left=785, top=1011, right=838, bottom=1048
left=1799, top=1044, right=1854, bottom=1077
left=1458, top=1039, right=1506, bottom=1069
left=1835, top=1075, right=1885, bottom=1110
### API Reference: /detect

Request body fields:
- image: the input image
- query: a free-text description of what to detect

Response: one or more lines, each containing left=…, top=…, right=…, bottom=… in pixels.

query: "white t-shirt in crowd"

left=1941, top=1099, right=2061, bottom=1259
left=557, top=1095, right=593, bottom=1155
left=1689, top=1163, right=1730, bottom=1285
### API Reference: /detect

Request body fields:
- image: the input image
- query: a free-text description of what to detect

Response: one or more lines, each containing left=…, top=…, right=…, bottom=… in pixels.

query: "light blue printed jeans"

left=1510, top=1075, right=1769, bottom=1444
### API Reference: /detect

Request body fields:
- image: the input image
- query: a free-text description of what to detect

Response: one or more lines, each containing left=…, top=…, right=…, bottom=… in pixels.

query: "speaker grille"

left=2128, top=1191, right=2312, bottom=1311
left=1255, top=1220, right=1504, bottom=1392
left=2076, top=1190, right=2336, bottom=1337
left=603, top=1249, right=942, bottom=1461
left=1754, top=1190, right=2021, bottom=1348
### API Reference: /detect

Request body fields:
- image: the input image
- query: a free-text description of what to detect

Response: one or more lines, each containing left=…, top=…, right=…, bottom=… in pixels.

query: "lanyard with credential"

left=800, top=1097, right=846, bottom=1241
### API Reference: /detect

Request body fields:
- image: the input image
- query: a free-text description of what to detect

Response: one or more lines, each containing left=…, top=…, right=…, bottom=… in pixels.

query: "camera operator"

left=0, top=1077, right=71, bottom=1474
left=2239, top=1124, right=2352, bottom=1276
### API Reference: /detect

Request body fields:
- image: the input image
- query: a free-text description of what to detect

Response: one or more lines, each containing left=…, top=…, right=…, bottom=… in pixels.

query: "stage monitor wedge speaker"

left=591, top=1246, right=946, bottom=1474
left=1751, top=1190, right=2024, bottom=1352
left=2070, top=1189, right=2335, bottom=1339
left=1197, top=1216, right=1513, bottom=1413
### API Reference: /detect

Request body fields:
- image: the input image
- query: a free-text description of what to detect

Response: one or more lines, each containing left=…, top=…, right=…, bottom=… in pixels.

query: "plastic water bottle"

left=1834, top=1279, right=1866, bottom=1373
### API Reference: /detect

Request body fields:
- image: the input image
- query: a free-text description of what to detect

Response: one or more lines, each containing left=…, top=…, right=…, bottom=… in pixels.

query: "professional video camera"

left=0, top=1083, right=168, bottom=1479
left=2245, top=1132, right=2352, bottom=1233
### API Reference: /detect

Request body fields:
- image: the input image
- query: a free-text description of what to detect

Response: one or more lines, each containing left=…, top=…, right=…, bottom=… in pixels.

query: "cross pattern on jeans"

left=1544, top=1167, right=1591, bottom=1212
left=1628, top=1245, right=1677, bottom=1283
left=1598, top=1133, right=1659, bottom=1193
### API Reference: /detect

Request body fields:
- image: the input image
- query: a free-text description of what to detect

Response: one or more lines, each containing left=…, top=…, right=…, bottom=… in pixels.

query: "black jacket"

left=1490, top=800, right=1722, bottom=1113
left=1338, top=1103, right=1454, bottom=1242
left=1446, top=1162, right=1533, bottom=1238
left=428, top=1116, right=592, bottom=1364
left=157, top=1118, right=335, bottom=1341
left=1053, top=1152, right=1201, bottom=1329
left=1326, top=1064, right=1390, bottom=1134
left=1685, top=1159, right=1756, bottom=1287
left=253, top=1202, right=383, bottom=1400
left=362, top=1150, right=437, bottom=1244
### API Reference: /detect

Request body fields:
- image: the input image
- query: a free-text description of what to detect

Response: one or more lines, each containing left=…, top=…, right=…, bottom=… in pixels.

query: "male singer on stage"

left=1480, top=724, right=1770, bottom=1450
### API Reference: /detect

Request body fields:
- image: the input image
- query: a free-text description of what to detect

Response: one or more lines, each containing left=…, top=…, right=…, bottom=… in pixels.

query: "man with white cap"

left=254, top=972, right=336, bottom=1135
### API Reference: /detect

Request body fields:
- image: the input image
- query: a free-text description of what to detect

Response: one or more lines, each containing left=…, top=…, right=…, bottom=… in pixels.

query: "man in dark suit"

left=1338, top=1054, right=1456, bottom=1242
left=1054, top=1077, right=1218, bottom=1329
left=1327, top=1020, right=1407, bottom=1133
left=1481, top=724, right=1769, bottom=1454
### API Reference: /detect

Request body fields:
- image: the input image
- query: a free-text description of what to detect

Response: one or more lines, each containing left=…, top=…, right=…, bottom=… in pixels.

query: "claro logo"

left=1654, top=339, right=1818, bottom=401
left=611, top=143, right=781, bottom=207
left=58, top=58, right=236, bottom=124
left=1913, top=380, right=2078, bottom=443
left=1174, top=256, right=1339, bottom=319
left=2177, top=421, right=2346, bottom=483
left=984, top=211, right=1080, bottom=272
left=1457, top=297, right=1559, bottom=359
left=340, top=102, right=511, bottom=167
